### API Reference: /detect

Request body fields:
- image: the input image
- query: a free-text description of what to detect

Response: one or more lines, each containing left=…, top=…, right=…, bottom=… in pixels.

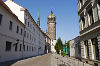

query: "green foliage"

left=55, top=37, right=63, bottom=54
left=61, top=51, right=66, bottom=56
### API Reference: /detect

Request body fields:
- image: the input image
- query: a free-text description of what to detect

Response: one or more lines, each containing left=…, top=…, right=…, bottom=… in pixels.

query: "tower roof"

left=48, top=9, right=56, bottom=18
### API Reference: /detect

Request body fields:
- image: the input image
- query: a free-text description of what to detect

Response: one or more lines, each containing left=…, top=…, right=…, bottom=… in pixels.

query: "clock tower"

left=48, top=9, right=56, bottom=53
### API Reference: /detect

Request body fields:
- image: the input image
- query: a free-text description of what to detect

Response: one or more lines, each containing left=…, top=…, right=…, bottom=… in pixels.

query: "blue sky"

left=14, top=0, right=79, bottom=42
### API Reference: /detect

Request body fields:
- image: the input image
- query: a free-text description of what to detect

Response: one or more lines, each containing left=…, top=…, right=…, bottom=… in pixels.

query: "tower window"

left=0, top=14, right=3, bottom=25
left=5, top=41, right=12, bottom=51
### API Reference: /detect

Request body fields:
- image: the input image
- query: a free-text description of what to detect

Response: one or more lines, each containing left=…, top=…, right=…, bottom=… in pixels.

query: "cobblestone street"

left=10, top=53, right=57, bottom=66
left=0, top=53, right=93, bottom=66
left=1, top=53, right=91, bottom=66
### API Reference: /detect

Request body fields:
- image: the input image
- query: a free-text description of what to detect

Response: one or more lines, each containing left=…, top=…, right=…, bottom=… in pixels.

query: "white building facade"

left=0, top=0, right=45, bottom=62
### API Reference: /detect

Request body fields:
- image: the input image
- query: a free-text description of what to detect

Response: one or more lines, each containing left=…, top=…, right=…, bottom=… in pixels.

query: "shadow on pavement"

left=59, top=64, right=66, bottom=66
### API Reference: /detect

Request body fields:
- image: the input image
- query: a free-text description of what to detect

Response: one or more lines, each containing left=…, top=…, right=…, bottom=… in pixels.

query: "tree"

left=55, top=37, right=63, bottom=54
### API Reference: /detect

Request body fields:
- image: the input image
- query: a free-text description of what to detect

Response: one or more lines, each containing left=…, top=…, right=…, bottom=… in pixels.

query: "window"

left=97, top=1, right=100, bottom=20
left=5, top=41, right=12, bottom=51
left=28, top=22, right=29, bottom=27
left=27, top=46, right=28, bottom=51
left=20, top=44, right=22, bottom=51
left=84, top=40, right=89, bottom=59
left=30, top=34, right=31, bottom=40
left=16, top=26, right=19, bottom=33
left=91, top=38, right=99, bottom=60
left=88, top=8, right=94, bottom=25
left=9, top=21, right=13, bottom=30
left=94, top=63, right=98, bottom=66
left=82, top=17, right=85, bottom=29
left=98, top=1, right=100, bottom=7
left=21, top=28, right=23, bottom=35
left=80, top=0, right=83, bottom=8
left=0, top=14, right=3, bottom=25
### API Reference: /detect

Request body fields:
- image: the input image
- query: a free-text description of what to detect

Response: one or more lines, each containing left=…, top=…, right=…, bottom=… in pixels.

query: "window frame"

left=9, top=21, right=13, bottom=30
left=5, top=41, right=12, bottom=51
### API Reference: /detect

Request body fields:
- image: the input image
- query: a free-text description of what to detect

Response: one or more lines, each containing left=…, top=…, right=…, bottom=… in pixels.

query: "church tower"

left=48, top=9, right=56, bottom=53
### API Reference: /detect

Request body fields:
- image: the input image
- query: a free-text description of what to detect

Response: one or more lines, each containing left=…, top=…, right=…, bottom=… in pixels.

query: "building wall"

left=0, top=4, right=24, bottom=62
left=5, top=0, right=45, bottom=55
left=70, top=37, right=81, bottom=59
left=78, top=0, right=100, bottom=65
left=0, top=0, right=45, bottom=62
left=70, top=39, right=75, bottom=57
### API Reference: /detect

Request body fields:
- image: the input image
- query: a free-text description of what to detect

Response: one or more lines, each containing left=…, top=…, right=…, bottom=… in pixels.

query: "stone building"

left=77, top=0, right=100, bottom=65
left=0, top=0, right=45, bottom=62
left=44, top=33, right=51, bottom=53
left=47, top=9, right=56, bottom=53
left=70, top=36, right=81, bottom=59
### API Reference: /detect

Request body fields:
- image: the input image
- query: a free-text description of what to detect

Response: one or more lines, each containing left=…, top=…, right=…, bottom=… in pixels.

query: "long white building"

left=0, top=0, right=45, bottom=62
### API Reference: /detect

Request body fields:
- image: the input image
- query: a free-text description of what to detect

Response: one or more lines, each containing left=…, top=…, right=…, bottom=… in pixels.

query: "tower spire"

left=51, top=8, right=53, bottom=14
left=37, top=12, right=40, bottom=27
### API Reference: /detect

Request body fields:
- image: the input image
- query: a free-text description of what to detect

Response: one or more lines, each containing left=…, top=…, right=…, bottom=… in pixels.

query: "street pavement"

left=10, top=53, right=66, bottom=66
left=1, top=53, right=92, bottom=66
left=11, top=53, right=53, bottom=66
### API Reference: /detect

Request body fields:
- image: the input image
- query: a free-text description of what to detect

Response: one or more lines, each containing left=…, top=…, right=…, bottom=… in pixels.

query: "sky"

left=14, top=0, right=79, bottom=42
